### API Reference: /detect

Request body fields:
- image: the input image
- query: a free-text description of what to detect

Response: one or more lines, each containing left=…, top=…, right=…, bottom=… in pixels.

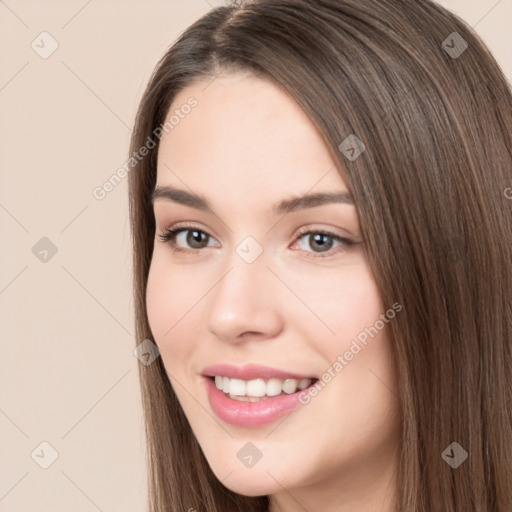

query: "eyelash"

left=157, top=223, right=356, bottom=259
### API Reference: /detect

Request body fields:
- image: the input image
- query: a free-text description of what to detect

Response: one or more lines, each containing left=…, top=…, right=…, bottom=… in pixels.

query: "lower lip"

left=204, top=377, right=312, bottom=427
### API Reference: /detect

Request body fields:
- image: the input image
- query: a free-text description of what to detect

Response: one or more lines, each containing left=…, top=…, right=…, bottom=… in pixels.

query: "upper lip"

left=202, top=363, right=317, bottom=381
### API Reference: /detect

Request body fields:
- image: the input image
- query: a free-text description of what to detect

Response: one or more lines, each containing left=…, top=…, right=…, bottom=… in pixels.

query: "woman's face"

left=146, top=71, right=401, bottom=509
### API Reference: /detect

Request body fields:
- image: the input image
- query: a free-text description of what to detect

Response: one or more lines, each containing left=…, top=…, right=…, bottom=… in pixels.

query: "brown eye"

left=293, top=228, right=356, bottom=258
left=158, top=226, right=219, bottom=253
left=183, top=230, right=209, bottom=249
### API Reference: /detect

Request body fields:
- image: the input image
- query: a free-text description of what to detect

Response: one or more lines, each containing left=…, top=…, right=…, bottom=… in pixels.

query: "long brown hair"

left=128, top=1, right=512, bottom=510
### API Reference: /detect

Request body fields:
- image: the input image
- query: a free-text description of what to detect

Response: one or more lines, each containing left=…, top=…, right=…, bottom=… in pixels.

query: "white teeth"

left=282, top=378, right=298, bottom=394
left=246, top=378, right=266, bottom=397
left=213, top=375, right=313, bottom=398
left=298, top=378, right=311, bottom=390
left=266, top=378, right=283, bottom=397
left=228, top=378, right=246, bottom=396
left=228, top=394, right=262, bottom=402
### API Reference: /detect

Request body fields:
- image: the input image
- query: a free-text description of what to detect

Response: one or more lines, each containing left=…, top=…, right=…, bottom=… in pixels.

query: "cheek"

left=146, top=259, right=172, bottom=340
left=145, top=256, right=198, bottom=366
left=146, top=250, right=203, bottom=334
left=289, top=262, right=384, bottom=346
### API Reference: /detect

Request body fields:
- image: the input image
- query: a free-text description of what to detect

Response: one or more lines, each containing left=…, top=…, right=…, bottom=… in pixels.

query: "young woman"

left=128, top=1, right=512, bottom=510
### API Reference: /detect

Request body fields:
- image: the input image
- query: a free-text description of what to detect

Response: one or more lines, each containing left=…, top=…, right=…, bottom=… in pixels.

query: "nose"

left=205, top=251, right=283, bottom=344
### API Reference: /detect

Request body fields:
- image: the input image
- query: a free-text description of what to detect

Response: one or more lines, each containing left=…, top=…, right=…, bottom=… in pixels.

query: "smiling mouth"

left=208, top=375, right=320, bottom=402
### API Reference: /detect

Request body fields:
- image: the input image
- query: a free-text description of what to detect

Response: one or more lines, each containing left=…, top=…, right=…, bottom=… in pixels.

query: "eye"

left=291, top=227, right=356, bottom=258
left=158, top=224, right=219, bottom=253
left=158, top=223, right=357, bottom=258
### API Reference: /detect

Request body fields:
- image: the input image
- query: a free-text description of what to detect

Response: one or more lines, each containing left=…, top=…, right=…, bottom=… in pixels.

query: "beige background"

left=0, top=1, right=510, bottom=510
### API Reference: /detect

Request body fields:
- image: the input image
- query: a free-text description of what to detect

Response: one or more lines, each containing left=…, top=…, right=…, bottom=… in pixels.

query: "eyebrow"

left=151, top=185, right=354, bottom=215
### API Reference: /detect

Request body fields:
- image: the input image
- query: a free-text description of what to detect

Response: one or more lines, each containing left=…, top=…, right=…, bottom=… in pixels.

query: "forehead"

left=156, top=72, right=348, bottom=204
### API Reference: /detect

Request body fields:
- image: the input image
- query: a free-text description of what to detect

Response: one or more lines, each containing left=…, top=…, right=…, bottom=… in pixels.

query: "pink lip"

left=203, top=376, right=314, bottom=427
left=201, top=363, right=316, bottom=381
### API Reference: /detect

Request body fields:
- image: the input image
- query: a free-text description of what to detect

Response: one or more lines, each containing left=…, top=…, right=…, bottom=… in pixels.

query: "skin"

left=146, top=71, right=401, bottom=512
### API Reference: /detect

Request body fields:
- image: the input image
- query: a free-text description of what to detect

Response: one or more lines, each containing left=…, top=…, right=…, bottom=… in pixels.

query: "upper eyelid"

left=164, top=222, right=346, bottom=236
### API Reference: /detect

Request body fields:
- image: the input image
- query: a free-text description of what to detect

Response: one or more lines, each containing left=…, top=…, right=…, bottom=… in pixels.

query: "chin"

left=217, top=473, right=279, bottom=497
